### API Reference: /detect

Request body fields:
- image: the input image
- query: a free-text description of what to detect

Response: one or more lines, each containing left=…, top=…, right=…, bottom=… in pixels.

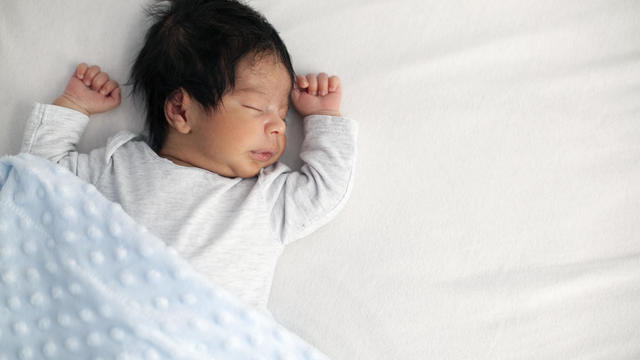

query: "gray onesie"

left=21, top=103, right=358, bottom=312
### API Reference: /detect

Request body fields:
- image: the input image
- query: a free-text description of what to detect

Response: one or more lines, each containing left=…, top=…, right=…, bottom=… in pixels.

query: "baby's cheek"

left=273, top=136, right=287, bottom=164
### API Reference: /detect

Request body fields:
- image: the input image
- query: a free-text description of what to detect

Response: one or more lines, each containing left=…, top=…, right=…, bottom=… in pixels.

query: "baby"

left=21, top=0, right=357, bottom=313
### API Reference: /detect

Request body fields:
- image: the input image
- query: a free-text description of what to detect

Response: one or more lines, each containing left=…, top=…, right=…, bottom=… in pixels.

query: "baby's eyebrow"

left=235, top=87, right=267, bottom=96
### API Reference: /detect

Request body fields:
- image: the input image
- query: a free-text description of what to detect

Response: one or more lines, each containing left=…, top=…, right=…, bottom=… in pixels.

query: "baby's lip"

left=250, top=148, right=277, bottom=162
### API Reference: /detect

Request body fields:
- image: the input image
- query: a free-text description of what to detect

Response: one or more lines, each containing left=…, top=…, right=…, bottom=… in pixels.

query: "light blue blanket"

left=0, top=153, right=327, bottom=360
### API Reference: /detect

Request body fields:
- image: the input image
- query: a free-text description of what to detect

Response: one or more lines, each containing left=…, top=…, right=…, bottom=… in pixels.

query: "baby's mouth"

left=250, top=150, right=276, bottom=162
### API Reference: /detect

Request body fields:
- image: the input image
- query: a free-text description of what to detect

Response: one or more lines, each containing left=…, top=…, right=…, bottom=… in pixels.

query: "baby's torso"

left=93, top=140, right=284, bottom=311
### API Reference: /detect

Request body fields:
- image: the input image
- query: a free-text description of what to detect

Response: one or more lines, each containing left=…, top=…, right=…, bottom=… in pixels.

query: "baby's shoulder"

left=257, top=161, right=293, bottom=182
left=103, top=131, right=149, bottom=163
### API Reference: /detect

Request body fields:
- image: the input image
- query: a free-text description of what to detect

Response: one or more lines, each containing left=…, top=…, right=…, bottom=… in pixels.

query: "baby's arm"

left=265, top=73, right=358, bottom=244
left=21, top=63, right=121, bottom=182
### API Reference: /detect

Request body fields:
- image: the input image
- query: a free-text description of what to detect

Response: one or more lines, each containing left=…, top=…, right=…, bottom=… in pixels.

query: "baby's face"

left=189, top=55, right=291, bottom=178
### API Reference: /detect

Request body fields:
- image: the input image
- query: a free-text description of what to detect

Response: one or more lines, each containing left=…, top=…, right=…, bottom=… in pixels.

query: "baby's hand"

left=291, top=73, right=341, bottom=117
left=53, top=63, right=121, bottom=116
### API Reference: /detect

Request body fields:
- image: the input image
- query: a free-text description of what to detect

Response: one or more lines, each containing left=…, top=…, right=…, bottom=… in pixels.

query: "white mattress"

left=2, top=0, right=639, bottom=358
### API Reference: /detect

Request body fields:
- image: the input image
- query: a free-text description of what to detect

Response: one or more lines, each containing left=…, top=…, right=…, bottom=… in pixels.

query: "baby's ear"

left=164, top=88, right=191, bottom=134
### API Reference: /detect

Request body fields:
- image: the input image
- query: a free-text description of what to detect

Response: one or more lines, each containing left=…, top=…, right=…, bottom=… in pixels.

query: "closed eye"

left=244, top=105, right=287, bottom=123
left=243, top=105, right=262, bottom=112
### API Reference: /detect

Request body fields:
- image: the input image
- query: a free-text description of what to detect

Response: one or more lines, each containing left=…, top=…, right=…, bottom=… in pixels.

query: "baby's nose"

left=267, top=117, right=286, bottom=135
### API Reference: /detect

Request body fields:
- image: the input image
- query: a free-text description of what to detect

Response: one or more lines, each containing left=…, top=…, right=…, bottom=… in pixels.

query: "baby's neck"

left=158, top=152, right=196, bottom=167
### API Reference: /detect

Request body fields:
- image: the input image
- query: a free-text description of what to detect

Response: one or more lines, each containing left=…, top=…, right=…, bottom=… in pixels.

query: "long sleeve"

left=262, top=115, right=358, bottom=245
left=20, top=103, right=109, bottom=184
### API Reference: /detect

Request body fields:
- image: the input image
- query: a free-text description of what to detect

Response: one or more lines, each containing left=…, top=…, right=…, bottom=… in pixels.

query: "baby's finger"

left=328, top=76, right=341, bottom=92
left=75, top=63, right=89, bottom=80
left=100, top=80, right=119, bottom=95
left=306, top=74, right=318, bottom=95
left=295, top=74, right=308, bottom=90
left=83, top=65, right=101, bottom=86
left=317, top=73, right=329, bottom=96
left=109, top=87, right=122, bottom=105
left=91, top=72, right=109, bottom=91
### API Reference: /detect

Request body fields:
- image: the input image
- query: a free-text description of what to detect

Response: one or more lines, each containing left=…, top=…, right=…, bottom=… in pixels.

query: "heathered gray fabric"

left=21, top=103, right=357, bottom=312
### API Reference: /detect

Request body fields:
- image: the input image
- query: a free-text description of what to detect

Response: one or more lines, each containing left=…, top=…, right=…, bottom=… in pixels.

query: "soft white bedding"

left=2, top=0, right=639, bottom=359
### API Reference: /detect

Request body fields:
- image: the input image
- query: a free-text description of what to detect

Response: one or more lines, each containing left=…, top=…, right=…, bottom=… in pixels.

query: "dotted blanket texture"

left=0, top=153, right=327, bottom=360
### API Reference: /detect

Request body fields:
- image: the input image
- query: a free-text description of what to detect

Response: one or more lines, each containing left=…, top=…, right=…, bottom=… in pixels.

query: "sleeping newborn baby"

left=21, top=0, right=357, bottom=313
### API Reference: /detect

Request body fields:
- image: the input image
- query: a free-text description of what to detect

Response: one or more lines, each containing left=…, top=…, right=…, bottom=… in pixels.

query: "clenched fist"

left=290, top=73, right=341, bottom=117
left=53, top=63, right=121, bottom=116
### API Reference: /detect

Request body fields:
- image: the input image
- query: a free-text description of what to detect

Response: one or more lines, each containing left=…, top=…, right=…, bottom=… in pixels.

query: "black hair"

left=130, top=0, right=295, bottom=151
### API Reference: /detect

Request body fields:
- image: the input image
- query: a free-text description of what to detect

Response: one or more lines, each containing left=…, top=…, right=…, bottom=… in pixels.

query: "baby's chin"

left=231, top=158, right=282, bottom=179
